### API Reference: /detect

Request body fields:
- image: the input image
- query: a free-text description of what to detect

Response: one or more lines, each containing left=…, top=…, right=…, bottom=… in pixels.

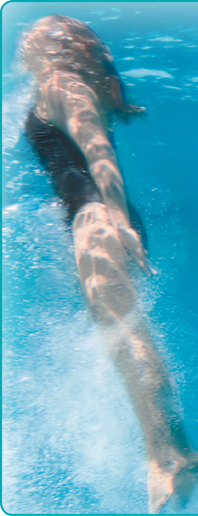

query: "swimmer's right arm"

left=35, top=72, right=149, bottom=272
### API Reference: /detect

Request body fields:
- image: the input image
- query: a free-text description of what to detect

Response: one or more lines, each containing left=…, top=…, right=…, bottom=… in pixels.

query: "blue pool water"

left=2, top=2, right=198, bottom=514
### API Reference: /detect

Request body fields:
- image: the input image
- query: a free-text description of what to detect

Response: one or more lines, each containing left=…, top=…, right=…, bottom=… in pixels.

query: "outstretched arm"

left=73, top=201, right=198, bottom=514
left=34, top=71, right=148, bottom=271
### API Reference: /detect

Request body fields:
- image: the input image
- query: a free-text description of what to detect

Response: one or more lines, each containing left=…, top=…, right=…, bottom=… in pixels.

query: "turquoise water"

left=2, top=2, right=198, bottom=514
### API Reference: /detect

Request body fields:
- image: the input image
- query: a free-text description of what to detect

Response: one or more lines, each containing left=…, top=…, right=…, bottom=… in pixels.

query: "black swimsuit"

left=25, top=109, right=148, bottom=250
left=25, top=110, right=103, bottom=223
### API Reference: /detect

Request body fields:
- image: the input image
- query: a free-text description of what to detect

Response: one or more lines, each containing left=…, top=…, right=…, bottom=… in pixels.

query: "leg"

left=73, top=202, right=198, bottom=513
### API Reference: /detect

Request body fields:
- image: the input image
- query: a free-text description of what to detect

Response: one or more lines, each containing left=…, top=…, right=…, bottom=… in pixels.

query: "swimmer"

left=21, top=14, right=147, bottom=267
left=22, top=15, right=198, bottom=513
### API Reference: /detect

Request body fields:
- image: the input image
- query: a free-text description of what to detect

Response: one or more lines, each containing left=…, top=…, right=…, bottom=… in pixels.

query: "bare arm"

left=35, top=71, right=148, bottom=271
left=73, top=201, right=198, bottom=514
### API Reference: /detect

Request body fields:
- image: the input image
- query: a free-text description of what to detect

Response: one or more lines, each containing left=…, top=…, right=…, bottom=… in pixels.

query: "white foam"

left=3, top=78, right=34, bottom=152
left=163, top=85, right=182, bottom=90
left=123, top=68, right=173, bottom=79
left=149, top=36, right=182, bottom=42
left=101, top=16, right=119, bottom=21
left=190, top=77, right=198, bottom=83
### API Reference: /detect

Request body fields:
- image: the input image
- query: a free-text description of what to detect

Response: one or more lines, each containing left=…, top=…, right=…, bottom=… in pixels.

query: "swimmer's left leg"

left=73, top=201, right=198, bottom=513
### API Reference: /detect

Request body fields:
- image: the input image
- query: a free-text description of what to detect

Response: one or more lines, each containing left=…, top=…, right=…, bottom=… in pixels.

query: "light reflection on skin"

left=21, top=15, right=146, bottom=256
left=21, top=15, right=198, bottom=514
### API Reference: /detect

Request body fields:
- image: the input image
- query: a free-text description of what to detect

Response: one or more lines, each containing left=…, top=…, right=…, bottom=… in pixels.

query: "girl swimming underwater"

left=21, top=15, right=198, bottom=514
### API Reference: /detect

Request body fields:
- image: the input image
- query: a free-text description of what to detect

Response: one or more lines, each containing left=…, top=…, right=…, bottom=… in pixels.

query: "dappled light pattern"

left=21, top=15, right=145, bottom=119
left=74, top=202, right=137, bottom=325
left=21, top=15, right=146, bottom=239
left=4, top=11, right=197, bottom=515
left=73, top=200, right=198, bottom=514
